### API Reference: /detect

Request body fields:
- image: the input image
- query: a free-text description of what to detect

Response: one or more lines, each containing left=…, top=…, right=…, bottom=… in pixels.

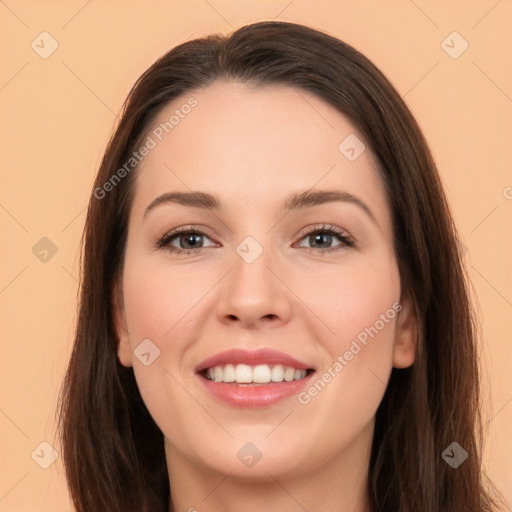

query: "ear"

left=392, top=291, right=417, bottom=369
left=112, top=278, right=133, bottom=367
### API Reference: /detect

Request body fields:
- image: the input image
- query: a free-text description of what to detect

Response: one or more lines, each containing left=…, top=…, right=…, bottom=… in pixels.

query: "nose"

left=215, top=245, right=293, bottom=329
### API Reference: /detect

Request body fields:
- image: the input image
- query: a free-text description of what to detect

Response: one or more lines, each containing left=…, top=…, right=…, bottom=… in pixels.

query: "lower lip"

left=197, top=373, right=314, bottom=407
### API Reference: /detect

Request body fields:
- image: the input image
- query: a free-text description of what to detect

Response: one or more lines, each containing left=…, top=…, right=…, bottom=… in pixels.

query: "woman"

left=58, top=21, right=504, bottom=512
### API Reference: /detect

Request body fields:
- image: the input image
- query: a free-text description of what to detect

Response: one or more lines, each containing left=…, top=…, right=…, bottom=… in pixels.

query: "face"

left=114, top=80, right=416, bottom=481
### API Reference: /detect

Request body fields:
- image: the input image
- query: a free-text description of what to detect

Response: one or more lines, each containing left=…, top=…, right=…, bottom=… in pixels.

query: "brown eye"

left=156, top=227, right=216, bottom=254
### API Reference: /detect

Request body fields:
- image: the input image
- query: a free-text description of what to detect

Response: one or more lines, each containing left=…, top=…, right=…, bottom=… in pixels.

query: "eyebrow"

left=143, top=189, right=377, bottom=225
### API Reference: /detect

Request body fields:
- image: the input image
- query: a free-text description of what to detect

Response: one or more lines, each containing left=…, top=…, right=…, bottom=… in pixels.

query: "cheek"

left=292, top=257, right=400, bottom=420
left=119, top=258, right=207, bottom=432
left=122, top=257, right=208, bottom=348
left=295, top=253, right=401, bottom=349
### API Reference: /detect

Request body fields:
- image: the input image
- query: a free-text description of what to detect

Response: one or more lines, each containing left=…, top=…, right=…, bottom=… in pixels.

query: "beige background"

left=0, top=1, right=511, bottom=510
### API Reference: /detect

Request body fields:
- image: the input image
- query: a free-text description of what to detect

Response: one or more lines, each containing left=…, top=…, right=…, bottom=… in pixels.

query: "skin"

left=113, top=80, right=417, bottom=512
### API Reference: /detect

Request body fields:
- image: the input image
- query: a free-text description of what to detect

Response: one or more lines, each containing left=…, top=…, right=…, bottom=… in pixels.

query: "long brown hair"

left=57, top=21, right=505, bottom=512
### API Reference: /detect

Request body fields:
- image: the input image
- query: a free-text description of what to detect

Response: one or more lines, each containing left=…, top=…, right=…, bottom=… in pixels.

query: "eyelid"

left=295, top=223, right=353, bottom=243
left=155, top=224, right=217, bottom=249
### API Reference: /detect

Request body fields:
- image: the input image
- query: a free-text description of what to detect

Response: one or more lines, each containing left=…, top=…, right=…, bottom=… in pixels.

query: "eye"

left=295, top=224, right=354, bottom=253
left=155, top=226, right=216, bottom=255
left=155, top=223, right=354, bottom=256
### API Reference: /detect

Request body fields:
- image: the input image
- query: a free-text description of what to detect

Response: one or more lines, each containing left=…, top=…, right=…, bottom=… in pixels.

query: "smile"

left=201, top=363, right=310, bottom=384
left=195, top=348, right=316, bottom=407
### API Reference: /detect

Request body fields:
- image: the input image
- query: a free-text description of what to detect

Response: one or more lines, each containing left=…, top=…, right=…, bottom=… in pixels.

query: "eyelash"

left=155, top=224, right=355, bottom=256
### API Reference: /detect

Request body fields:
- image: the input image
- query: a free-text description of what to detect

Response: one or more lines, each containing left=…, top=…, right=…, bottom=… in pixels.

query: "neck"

left=166, top=420, right=373, bottom=512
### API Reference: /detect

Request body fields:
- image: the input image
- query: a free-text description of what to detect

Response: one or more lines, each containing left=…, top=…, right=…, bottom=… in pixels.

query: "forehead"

left=131, top=80, right=390, bottom=229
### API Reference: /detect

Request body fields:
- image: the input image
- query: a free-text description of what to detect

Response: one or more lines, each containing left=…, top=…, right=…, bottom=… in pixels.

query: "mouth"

left=199, top=363, right=315, bottom=385
left=195, top=348, right=316, bottom=407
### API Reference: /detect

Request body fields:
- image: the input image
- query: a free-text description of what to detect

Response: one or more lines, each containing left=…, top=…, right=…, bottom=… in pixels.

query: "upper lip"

left=195, top=348, right=314, bottom=373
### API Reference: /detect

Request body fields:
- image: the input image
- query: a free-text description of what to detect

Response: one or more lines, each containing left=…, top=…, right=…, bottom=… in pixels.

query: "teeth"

left=284, top=366, right=295, bottom=382
left=223, top=363, right=235, bottom=382
left=235, top=364, right=252, bottom=383
left=203, top=363, right=308, bottom=384
left=253, top=364, right=271, bottom=383
left=271, top=364, right=284, bottom=382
